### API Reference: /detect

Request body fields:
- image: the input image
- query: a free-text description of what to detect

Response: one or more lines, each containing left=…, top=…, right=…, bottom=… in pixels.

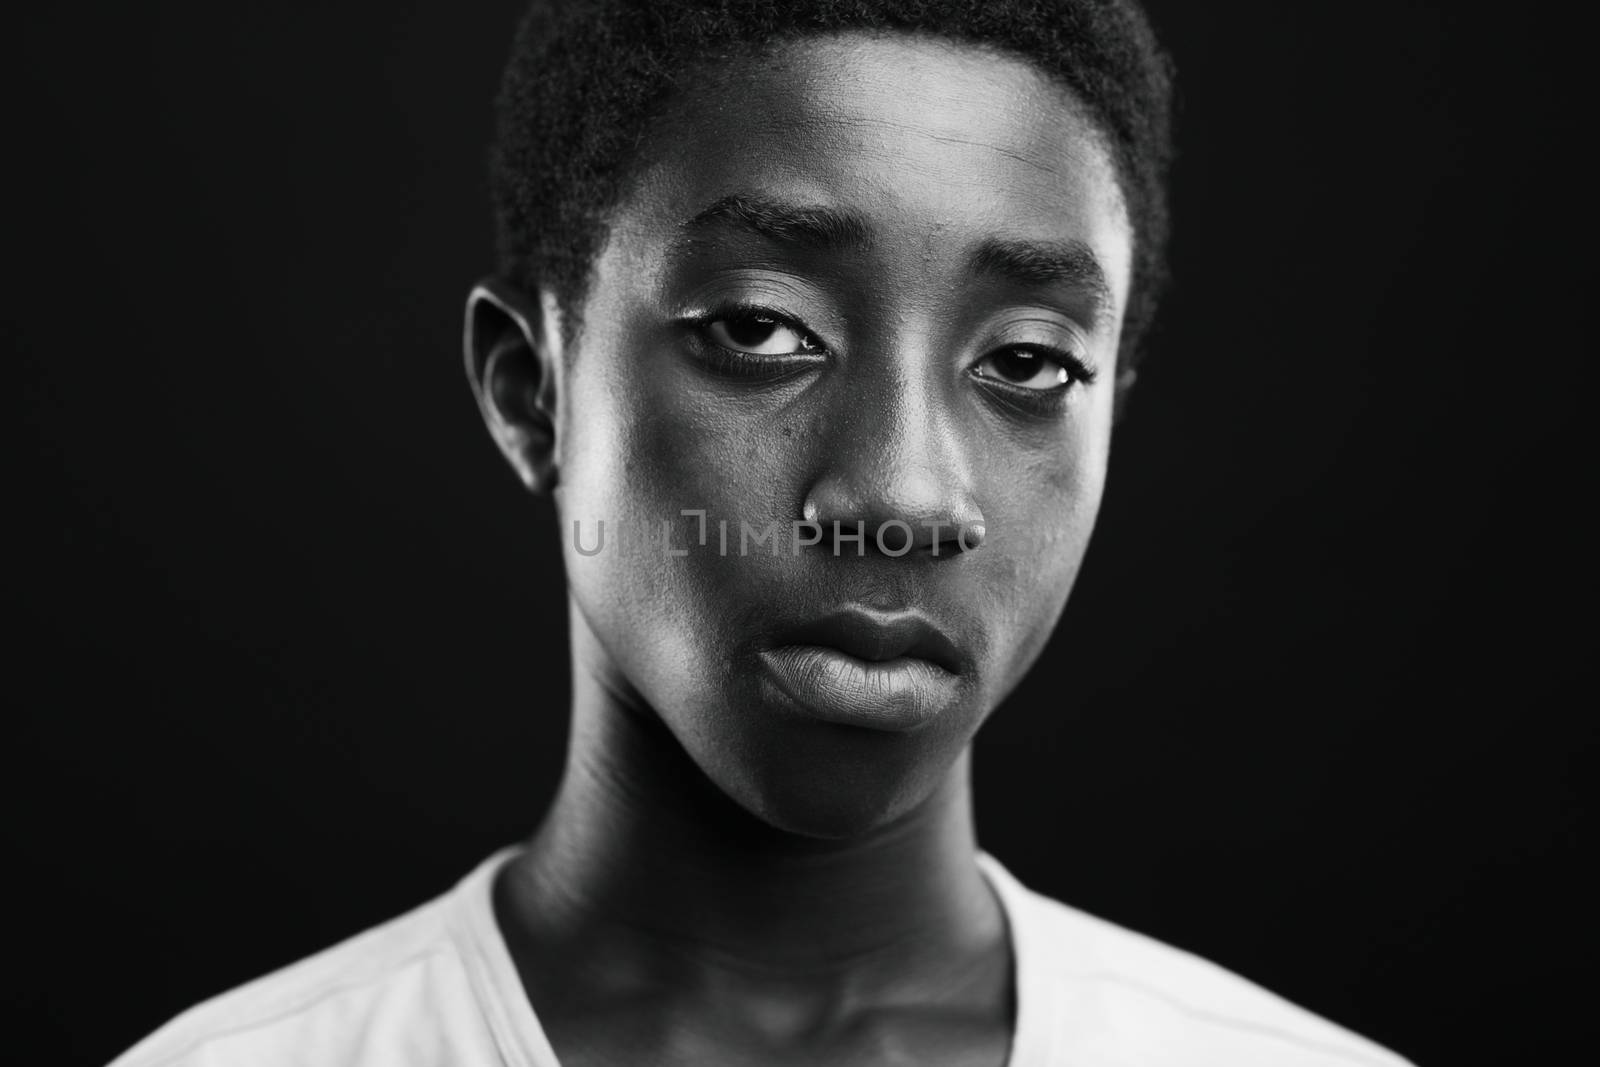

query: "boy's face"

left=551, top=33, right=1132, bottom=837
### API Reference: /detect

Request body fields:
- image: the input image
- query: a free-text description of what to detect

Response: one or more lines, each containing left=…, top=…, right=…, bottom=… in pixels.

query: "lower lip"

left=757, top=645, right=960, bottom=733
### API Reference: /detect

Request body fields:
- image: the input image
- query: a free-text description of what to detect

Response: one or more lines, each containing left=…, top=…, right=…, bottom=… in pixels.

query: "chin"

left=744, top=790, right=918, bottom=841
left=709, top=723, right=960, bottom=841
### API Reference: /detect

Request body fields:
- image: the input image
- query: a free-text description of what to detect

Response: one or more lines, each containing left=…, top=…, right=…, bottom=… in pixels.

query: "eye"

left=972, top=346, right=1088, bottom=391
left=701, top=312, right=823, bottom=356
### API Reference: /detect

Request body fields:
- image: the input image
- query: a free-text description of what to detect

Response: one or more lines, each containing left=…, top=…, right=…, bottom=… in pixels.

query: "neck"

left=499, top=615, right=1004, bottom=996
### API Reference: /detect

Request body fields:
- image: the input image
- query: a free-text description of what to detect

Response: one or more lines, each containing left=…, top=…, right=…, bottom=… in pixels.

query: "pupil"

left=726, top=316, right=778, bottom=348
left=995, top=349, right=1039, bottom=382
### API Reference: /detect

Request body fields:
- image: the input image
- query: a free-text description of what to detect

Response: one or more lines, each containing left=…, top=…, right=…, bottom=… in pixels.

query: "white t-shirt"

left=110, top=848, right=1414, bottom=1066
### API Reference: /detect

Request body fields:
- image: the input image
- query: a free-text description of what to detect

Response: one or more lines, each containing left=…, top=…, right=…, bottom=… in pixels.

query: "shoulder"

left=108, top=860, right=512, bottom=1067
left=980, top=854, right=1418, bottom=1067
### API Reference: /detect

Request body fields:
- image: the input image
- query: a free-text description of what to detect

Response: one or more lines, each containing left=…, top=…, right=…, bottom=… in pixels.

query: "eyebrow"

left=967, top=238, right=1115, bottom=324
left=669, top=193, right=1115, bottom=323
left=671, top=194, right=872, bottom=256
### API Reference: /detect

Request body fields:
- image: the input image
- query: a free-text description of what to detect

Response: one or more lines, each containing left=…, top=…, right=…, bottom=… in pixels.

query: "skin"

left=466, top=31, right=1132, bottom=1067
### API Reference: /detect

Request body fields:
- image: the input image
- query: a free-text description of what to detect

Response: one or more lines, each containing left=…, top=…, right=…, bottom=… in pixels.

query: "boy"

left=113, top=1, right=1414, bottom=1064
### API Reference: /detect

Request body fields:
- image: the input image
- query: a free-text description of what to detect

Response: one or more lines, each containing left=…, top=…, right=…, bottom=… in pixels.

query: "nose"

left=801, top=369, right=985, bottom=557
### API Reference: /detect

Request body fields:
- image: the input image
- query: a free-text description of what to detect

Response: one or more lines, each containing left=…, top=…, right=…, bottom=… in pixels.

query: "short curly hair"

left=490, top=0, right=1175, bottom=369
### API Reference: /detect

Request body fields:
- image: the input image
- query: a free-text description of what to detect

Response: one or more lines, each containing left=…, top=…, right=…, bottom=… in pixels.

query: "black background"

left=15, top=2, right=1588, bottom=1064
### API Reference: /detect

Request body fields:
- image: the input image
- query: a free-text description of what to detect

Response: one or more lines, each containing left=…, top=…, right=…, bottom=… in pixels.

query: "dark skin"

left=466, top=32, right=1132, bottom=1067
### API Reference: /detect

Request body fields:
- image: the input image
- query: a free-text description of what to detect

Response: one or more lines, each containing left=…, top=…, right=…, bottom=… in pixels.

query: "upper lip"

left=774, top=606, right=963, bottom=673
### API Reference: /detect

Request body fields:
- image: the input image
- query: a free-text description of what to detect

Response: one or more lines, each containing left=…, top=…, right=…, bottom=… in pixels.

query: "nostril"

left=925, top=517, right=984, bottom=555
left=799, top=497, right=986, bottom=557
left=801, top=451, right=985, bottom=557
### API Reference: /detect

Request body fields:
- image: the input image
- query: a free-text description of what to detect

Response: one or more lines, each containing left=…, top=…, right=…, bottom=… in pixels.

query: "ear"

left=463, top=277, right=564, bottom=493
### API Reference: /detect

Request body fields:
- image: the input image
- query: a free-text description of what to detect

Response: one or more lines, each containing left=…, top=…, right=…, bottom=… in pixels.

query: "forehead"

left=607, top=32, right=1133, bottom=303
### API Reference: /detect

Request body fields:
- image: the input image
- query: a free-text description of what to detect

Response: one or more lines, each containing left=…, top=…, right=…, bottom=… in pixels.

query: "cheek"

left=554, top=325, right=810, bottom=687
left=970, top=412, right=1109, bottom=681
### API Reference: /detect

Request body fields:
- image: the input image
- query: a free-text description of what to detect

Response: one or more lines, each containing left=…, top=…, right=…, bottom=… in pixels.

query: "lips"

left=757, top=607, right=965, bottom=732
left=777, top=607, right=963, bottom=673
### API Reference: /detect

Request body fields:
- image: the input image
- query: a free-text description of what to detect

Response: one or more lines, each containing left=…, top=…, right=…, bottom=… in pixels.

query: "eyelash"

left=971, top=344, right=1098, bottom=415
left=684, top=303, right=826, bottom=379
left=682, top=304, right=1095, bottom=405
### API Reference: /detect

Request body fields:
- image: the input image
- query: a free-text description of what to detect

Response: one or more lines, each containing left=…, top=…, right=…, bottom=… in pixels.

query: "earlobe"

left=463, top=278, right=562, bottom=493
